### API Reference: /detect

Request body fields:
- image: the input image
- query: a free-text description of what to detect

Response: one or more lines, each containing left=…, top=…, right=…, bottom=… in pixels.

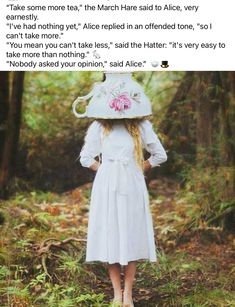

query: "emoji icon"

left=161, top=61, right=169, bottom=68
left=93, top=50, right=101, bottom=59
left=151, top=61, right=159, bottom=67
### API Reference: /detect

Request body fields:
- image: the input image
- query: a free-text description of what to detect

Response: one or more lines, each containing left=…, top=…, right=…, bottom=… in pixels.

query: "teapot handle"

left=72, top=90, right=94, bottom=118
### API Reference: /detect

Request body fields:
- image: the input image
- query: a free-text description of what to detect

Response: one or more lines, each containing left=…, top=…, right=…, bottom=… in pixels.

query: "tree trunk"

left=0, top=72, right=9, bottom=161
left=218, top=72, right=235, bottom=230
left=158, top=72, right=195, bottom=173
left=219, top=72, right=235, bottom=165
left=193, top=72, right=235, bottom=230
left=160, top=71, right=195, bottom=137
left=159, top=71, right=235, bottom=230
left=194, top=72, right=221, bottom=164
left=0, top=72, right=25, bottom=198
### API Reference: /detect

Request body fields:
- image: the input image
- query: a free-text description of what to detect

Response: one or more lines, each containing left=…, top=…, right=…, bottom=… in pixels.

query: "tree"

left=0, top=72, right=25, bottom=198
left=160, top=72, right=196, bottom=171
left=160, top=71, right=235, bottom=230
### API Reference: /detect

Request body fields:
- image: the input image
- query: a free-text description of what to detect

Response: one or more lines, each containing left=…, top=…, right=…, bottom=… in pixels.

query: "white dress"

left=79, top=119, right=167, bottom=266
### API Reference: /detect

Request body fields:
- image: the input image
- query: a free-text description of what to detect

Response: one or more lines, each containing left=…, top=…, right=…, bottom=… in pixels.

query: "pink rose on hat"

left=109, top=92, right=132, bottom=112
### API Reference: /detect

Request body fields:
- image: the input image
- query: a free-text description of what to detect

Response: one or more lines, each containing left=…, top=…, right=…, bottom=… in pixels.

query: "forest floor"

left=0, top=176, right=235, bottom=306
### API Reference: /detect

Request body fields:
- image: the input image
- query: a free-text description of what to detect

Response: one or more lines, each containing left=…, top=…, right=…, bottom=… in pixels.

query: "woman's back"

left=79, top=119, right=167, bottom=171
left=101, top=123, right=136, bottom=165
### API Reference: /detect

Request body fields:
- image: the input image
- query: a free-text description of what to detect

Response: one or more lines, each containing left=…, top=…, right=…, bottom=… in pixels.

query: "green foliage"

left=29, top=190, right=61, bottom=203
left=34, top=283, right=72, bottom=306
left=33, top=282, right=107, bottom=306
left=177, top=165, right=235, bottom=229
left=154, top=250, right=203, bottom=277
left=136, top=249, right=235, bottom=306
left=58, top=254, right=84, bottom=275
left=22, top=71, right=102, bottom=139
left=181, top=287, right=235, bottom=307
left=0, top=177, right=234, bottom=306
left=33, top=212, right=54, bottom=229
left=0, top=187, right=110, bottom=305
left=28, top=272, right=47, bottom=289
left=0, top=265, right=11, bottom=280
left=75, top=293, right=107, bottom=306
left=1, top=285, right=30, bottom=298
left=3, top=189, right=60, bottom=210
left=15, top=239, right=32, bottom=249
left=0, top=246, right=9, bottom=263
left=135, top=71, right=184, bottom=121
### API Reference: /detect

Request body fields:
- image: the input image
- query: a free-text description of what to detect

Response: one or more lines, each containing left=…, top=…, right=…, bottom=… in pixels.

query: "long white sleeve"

left=79, top=120, right=102, bottom=168
left=139, top=119, right=167, bottom=167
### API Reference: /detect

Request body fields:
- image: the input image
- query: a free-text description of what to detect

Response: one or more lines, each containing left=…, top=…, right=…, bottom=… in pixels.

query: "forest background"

left=0, top=71, right=234, bottom=306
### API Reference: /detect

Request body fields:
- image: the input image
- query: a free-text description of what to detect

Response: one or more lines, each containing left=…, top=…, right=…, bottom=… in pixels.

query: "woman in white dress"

left=73, top=72, right=168, bottom=307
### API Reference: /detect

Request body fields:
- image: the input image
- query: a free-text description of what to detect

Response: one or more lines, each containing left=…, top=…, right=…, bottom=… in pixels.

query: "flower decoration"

left=95, top=81, right=142, bottom=113
left=130, top=91, right=141, bottom=103
left=96, top=85, right=107, bottom=98
left=109, top=92, right=132, bottom=112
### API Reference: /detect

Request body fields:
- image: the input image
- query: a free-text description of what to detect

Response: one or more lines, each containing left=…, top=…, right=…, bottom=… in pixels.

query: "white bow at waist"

left=104, top=156, right=130, bottom=195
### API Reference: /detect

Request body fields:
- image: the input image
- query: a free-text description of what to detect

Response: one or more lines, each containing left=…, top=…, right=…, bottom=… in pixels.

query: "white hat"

left=72, top=72, right=152, bottom=119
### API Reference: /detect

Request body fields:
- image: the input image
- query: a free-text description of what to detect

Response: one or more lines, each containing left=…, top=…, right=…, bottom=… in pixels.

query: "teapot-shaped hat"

left=72, top=72, right=152, bottom=119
